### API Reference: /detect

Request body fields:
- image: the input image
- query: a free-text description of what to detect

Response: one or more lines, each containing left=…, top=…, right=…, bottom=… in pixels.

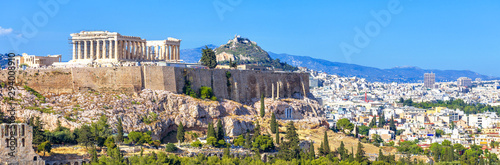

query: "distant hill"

left=268, top=52, right=498, bottom=82
left=214, top=35, right=271, bottom=63
left=180, top=44, right=218, bottom=63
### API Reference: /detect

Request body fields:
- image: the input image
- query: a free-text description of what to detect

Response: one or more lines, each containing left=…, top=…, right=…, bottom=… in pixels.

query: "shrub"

left=165, top=143, right=178, bottom=152
left=200, top=86, right=214, bottom=100
left=143, top=112, right=158, bottom=124
left=191, top=140, right=202, bottom=148
left=206, top=137, right=218, bottom=147
left=218, top=140, right=227, bottom=148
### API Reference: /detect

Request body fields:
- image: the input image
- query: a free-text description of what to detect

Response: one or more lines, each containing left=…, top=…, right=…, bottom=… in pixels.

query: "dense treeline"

left=400, top=98, right=500, bottom=115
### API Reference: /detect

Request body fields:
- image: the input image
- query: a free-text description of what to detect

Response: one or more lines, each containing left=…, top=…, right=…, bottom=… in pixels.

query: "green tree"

left=165, top=143, right=178, bottom=152
left=389, top=116, right=396, bottom=133
left=116, top=117, right=124, bottom=143
left=378, top=113, right=385, bottom=128
left=336, top=118, right=354, bottom=133
left=378, top=148, right=384, bottom=161
left=359, top=125, right=370, bottom=136
left=177, top=122, right=185, bottom=142
left=260, top=94, right=265, bottom=118
left=201, top=45, right=217, bottom=69
left=206, top=137, right=218, bottom=147
left=77, top=124, right=94, bottom=149
left=369, top=117, right=377, bottom=128
left=216, top=119, right=224, bottom=141
left=224, top=145, right=230, bottom=157
left=355, top=141, right=367, bottom=163
left=191, top=140, right=202, bottom=148
left=128, top=131, right=143, bottom=145
left=37, top=141, right=51, bottom=156
left=253, top=122, right=261, bottom=137
left=319, top=130, right=330, bottom=156
left=278, top=121, right=300, bottom=161
left=245, top=132, right=251, bottom=149
left=338, top=141, right=348, bottom=160
left=309, top=141, right=315, bottom=159
left=252, top=135, right=275, bottom=152
left=233, top=135, right=245, bottom=146
left=275, top=126, right=280, bottom=145
left=29, top=117, right=45, bottom=145
left=207, top=122, right=215, bottom=138
left=270, top=112, right=277, bottom=133
left=104, top=136, right=116, bottom=149
left=90, top=146, right=98, bottom=163
left=229, top=58, right=237, bottom=68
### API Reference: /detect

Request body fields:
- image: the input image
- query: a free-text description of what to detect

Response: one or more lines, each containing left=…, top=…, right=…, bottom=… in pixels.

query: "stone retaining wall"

left=0, top=66, right=309, bottom=102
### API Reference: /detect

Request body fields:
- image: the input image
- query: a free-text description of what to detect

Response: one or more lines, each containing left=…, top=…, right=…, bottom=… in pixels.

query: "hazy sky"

left=1, top=0, right=499, bottom=76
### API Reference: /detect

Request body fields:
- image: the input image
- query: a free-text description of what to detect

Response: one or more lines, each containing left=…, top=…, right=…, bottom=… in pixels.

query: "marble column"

left=154, top=45, right=158, bottom=60
left=174, top=45, right=178, bottom=61
left=77, top=41, right=82, bottom=60
left=103, top=40, right=107, bottom=59
left=72, top=41, right=76, bottom=60
left=167, top=45, right=171, bottom=61
left=148, top=46, right=152, bottom=60
left=83, top=40, right=88, bottom=59
left=115, top=40, right=118, bottom=60
left=142, top=42, right=146, bottom=60
left=162, top=46, right=166, bottom=60
left=107, top=40, right=111, bottom=59
left=125, top=41, right=129, bottom=60
left=96, top=40, right=101, bottom=59
left=135, top=41, right=139, bottom=60
left=90, top=40, right=94, bottom=60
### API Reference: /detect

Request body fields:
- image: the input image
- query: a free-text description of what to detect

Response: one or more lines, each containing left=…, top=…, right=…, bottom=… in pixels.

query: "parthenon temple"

left=70, top=31, right=181, bottom=63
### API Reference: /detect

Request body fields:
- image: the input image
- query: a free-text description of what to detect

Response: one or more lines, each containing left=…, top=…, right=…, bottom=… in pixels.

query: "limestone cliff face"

left=0, top=88, right=324, bottom=141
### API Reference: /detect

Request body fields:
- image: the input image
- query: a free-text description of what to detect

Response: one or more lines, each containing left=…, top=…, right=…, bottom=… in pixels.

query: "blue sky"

left=1, top=0, right=499, bottom=76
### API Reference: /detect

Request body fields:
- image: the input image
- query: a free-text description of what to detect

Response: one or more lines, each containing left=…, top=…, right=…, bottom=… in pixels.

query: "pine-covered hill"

left=214, top=35, right=297, bottom=71
left=214, top=35, right=271, bottom=63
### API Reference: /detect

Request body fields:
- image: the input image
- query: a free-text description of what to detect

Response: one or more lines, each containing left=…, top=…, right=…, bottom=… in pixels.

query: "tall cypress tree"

left=278, top=121, right=300, bottom=160
left=378, top=113, right=385, bottom=128
left=254, top=122, right=261, bottom=137
left=378, top=148, right=384, bottom=161
left=275, top=126, right=280, bottom=145
left=309, top=140, right=315, bottom=159
left=320, top=130, right=330, bottom=156
left=389, top=116, right=396, bottom=133
left=116, top=117, right=124, bottom=143
left=270, top=113, right=277, bottom=133
left=369, top=117, right=376, bottom=128
left=245, top=132, right=251, bottom=149
left=260, top=94, right=265, bottom=118
left=355, top=126, right=359, bottom=138
left=177, top=121, right=185, bottom=142
left=355, top=141, right=366, bottom=162
left=338, top=141, right=347, bottom=160
left=216, top=119, right=224, bottom=141
left=207, top=122, right=215, bottom=138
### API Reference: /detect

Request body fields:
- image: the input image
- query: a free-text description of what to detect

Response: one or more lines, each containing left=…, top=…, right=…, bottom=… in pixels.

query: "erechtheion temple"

left=70, top=31, right=181, bottom=63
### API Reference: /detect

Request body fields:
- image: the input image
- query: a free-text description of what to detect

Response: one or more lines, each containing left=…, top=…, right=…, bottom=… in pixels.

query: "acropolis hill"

left=1, top=66, right=309, bottom=103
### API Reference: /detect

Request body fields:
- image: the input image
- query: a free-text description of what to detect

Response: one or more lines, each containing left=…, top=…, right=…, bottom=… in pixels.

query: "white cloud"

left=0, top=26, right=13, bottom=36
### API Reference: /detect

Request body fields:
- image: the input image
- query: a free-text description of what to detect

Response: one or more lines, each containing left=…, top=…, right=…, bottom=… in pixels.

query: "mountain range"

left=181, top=46, right=498, bottom=83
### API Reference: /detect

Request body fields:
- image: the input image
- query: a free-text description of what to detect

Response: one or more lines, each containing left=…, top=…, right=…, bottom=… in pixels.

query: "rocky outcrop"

left=1, top=87, right=325, bottom=141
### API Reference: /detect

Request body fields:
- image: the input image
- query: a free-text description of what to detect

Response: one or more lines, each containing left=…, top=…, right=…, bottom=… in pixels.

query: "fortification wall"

left=0, top=66, right=309, bottom=102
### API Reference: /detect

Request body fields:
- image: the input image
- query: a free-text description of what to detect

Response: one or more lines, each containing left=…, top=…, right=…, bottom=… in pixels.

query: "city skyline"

left=1, top=1, right=499, bottom=77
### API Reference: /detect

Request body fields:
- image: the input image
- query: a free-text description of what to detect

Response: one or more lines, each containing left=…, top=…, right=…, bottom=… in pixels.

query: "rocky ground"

left=0, top=86, right=325, bottom=141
